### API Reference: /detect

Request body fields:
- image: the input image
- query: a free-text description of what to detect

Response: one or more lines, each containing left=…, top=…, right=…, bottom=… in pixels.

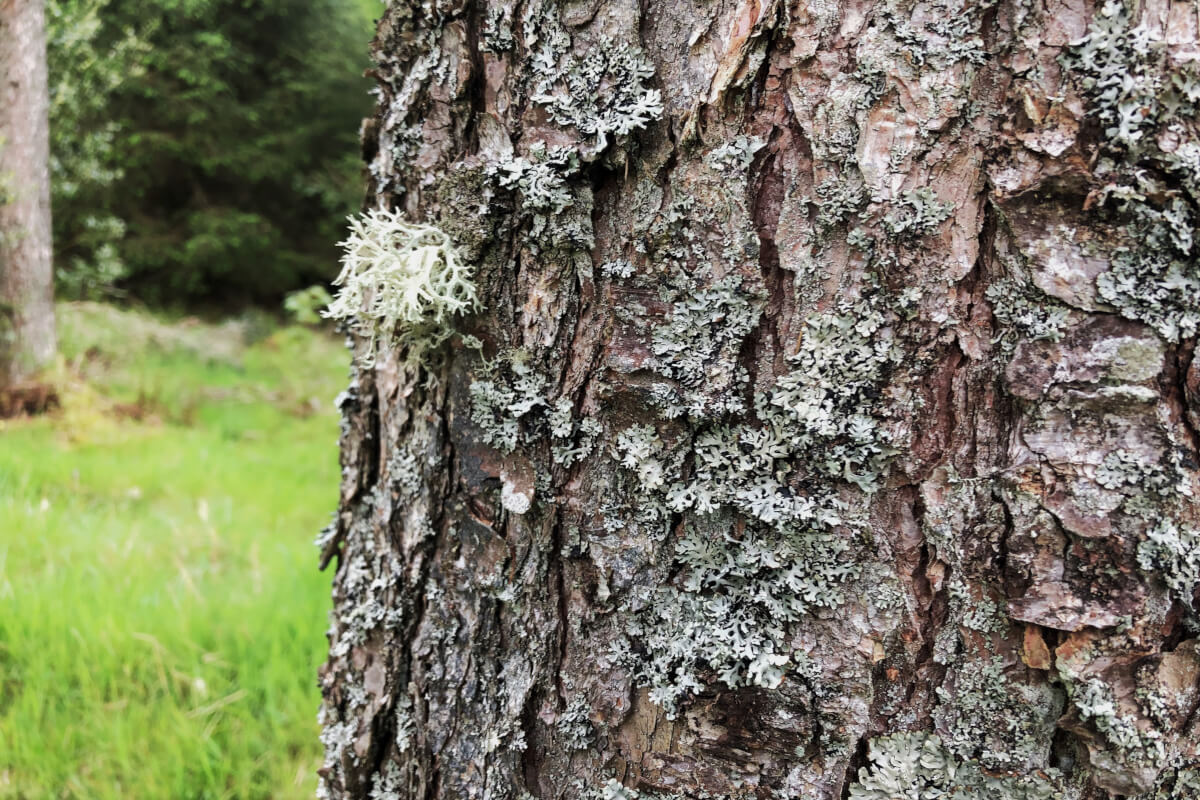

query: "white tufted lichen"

left=324, top=208, right=479, bottom=360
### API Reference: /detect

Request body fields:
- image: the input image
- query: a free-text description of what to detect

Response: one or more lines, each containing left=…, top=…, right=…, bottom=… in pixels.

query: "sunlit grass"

left=0, top=302, right=345, bottom=799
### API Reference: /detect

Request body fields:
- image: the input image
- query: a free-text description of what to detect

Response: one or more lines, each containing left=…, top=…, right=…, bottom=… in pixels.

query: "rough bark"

left=0, top=0, right=54, bottom=385
left=318, top=0, right=1200, bottom=797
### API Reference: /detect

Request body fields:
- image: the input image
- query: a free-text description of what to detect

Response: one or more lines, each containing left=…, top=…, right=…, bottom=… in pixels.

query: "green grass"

left=0, top=302, right=347, bottom=799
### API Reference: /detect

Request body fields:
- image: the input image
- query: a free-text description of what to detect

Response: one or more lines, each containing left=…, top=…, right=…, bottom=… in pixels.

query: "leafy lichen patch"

left=847, top=732, right=1061, bottom=800
left=1064, top=0, right=1200, bottom=341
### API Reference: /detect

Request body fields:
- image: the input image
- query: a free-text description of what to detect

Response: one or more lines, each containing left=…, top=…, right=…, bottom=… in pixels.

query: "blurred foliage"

left=47, top=0, right=379, bottom=305
left=283, top=283, right=334, bottom=325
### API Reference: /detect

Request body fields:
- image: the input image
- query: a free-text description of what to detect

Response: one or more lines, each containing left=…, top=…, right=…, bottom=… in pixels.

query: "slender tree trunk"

left=0, top=0, right=54, bottom=385
left=319, top=0, right=1200, bottom=797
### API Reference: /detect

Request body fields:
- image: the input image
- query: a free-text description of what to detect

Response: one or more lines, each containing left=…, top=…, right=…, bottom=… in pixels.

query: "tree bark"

left=318, top=0, right=1200, bottom=797
left=0, top=0, right=54, bottom=385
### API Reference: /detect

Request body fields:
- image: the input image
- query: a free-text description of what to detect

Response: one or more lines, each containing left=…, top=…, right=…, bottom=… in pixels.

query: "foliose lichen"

left=932, top=655, right=1060, bottom=773
left=1065, top=0, right=1200, bottom=341
left=881, top=187, right=954, bottom=240
left=986, top=278, right=1071, bottom=346
left=847, top=731, right=1061, bottom=800
left=612, top=292, right=902, bottom=715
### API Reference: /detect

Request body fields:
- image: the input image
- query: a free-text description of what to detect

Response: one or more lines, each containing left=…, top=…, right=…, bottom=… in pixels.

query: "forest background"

left=1, top=1, right=377, bottom=796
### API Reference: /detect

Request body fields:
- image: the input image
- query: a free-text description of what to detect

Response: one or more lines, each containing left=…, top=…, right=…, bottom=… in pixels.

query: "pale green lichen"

left=704, top=135, right=767, bottom=173
left=488, top=144, right=581, bottom=215
left=468, top=350, right=600, bottom=470
left=324, top=209, right=479, bottom=361
left=521, top=1, right=663, bottom=152
left=481, top=5, right=514, bottom=52
left=368, top=761, right=405, bottom=800
left=1135, top=766, right=1200, bottom=799
left=468, top=351, right=549, bottom=454
left=648, top=270, right=763, bottom=419
left=933, top=655, right=1061, bottom=772
left=613, top=293, right=901, bottom=715
left=811, top=174, right=868, bottom=233
left=1065, top=0, right=1200, bottom=341
left=1137, top=519, right=1200, bottom=612
left=1070, top=677, right=1167, bottom=764
left=556, top=694, right=595, bottom=751
left=847, top=732, right=1061, bottom=800
left=986, top=278, right=1070, bottom=345
left=881, top=188, right=954, bottom=239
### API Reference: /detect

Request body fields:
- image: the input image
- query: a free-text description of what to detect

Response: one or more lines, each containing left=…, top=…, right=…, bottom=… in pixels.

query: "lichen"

left=555, top=693, right=595, bottom=751
left=933, top=655, right=1060, bottom=772
left=468, top=350, right=549, bottom=454
left=1064, top=0, right=1200, bottom=341
left=986, top=278, right=1070, bottom=346
left=1069, top=677, right=1167, bottom=764
left=520, top=1, right=663, bottom=153
left=881, top=187, right=954, bottom=240
left=612, top=293, right=902, bottom=716
left=847, top=732, right=1061, bottom=800
left=1137, top=519, right=1200, bottom=612
left=488, top=144, right=581, bottom=216
left=324, top=209, right=479, bottom=362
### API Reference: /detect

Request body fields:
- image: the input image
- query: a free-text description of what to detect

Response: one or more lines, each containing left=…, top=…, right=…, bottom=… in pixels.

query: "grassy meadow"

left=0, top=303, right=347, bottom=798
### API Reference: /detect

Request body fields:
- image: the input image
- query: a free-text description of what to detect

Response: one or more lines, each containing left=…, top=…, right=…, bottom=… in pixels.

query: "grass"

left=0, top=302, right=348, bottom=799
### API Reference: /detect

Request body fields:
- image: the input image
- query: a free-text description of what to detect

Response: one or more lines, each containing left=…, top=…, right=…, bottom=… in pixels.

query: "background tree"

left=1, top=0, right=55, bottom=385
left=318, top=0, right=1200, bottom=798
left=45, top=0, right=378, bottom=305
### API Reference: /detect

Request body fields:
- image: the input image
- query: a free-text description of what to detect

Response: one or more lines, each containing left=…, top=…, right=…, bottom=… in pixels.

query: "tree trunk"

left=318, top=0, right=1200, bottom=797
left=0, top=0, right=53, bottom=385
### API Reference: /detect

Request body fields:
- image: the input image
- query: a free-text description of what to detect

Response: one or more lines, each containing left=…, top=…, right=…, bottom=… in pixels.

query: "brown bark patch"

left=0, top=381, right=58, bottom=418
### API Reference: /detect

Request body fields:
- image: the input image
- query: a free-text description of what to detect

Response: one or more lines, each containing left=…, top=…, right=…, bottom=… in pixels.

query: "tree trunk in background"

left=319, top=0, right=1200, bottom=797
left=0, top=0, right=54, bottom=385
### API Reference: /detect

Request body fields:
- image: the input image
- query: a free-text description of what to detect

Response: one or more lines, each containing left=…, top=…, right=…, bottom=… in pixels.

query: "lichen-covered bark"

left=318, top=0, right=1200, bottom=797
